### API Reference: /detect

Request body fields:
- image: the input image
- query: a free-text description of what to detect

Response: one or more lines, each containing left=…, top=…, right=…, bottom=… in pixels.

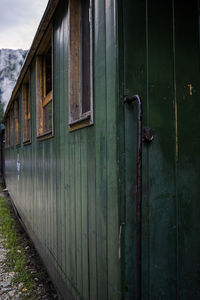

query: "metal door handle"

left=124, top=94, right=142, bottom=300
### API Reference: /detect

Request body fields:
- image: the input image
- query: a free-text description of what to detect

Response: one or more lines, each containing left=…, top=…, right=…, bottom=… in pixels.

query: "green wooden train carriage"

left=3, top=0, right=200, bottom=299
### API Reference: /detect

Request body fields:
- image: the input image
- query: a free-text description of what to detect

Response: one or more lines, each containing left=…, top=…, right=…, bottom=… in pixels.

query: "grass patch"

left=0, top=195, right=35, bottom=295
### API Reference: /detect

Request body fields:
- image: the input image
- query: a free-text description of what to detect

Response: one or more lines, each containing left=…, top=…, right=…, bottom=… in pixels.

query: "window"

left=10, top=107, right=14, bottom=147
left=36, top=25, right=53, bottom=138
left=68, top=0, right=93, bottom=131
left=15, top=97, right=20, bottom=145
left=22, top=72, right=31, bottom=143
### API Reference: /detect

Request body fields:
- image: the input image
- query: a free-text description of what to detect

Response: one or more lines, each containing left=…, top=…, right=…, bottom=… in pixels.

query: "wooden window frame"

left=36, top=25, right=54, bottom=139
left=68, top=0, right=93, bottom=131
left=15, top=96, right=20, bottom=146
left=22, top=71, right=31, bottom=144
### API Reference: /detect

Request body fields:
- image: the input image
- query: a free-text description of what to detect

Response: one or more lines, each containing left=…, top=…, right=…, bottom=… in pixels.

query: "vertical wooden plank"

left=105, top=0, right=121, bottom=299
left=51, top=20, right=61, bottom=273
left=55, top=23, right=62, bottom=271
left=52, top=30, right=58, bottom=283
left=49, top=142, right=54, bottom=255
left=75, top=131, right=82, bottom=297
left=147, top=1, right=176, bottom=298
left=123, top=0, right=147, bottom=298
left=87, top=125, right=97, bottom=300
left=80, top=130, right=89, bottom=299
left=69, top=133, right=77, bottom=293
left=95, top=0, right=108, bottom=299
left=30, top=61, right=36, bottom=233
left=33, top=108, right=37, bottom=234
left=58, top=16, right=66, bottom=277
left=41, top=143, right=45, bottom=244
left=44, top=142, right=49, bottom=248
left=35, top=142, right=40, bottom=235
left=174, top=1, right=200, bottom=298
left=63, top=4, right=71, bottom=287
left=46, top=142, right=50, bottom=250
left=29, top=68, right=33, bottom=229
left=22, top=147, right=26, bottom=215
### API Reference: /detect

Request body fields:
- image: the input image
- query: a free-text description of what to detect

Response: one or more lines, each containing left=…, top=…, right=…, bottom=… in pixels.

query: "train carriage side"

left=3, top=0, right=121, bottom=299
left=3, top=0, right=200, bottom=299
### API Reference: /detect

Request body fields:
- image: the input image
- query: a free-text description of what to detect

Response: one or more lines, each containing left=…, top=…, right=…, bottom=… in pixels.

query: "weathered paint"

left=4, top=0, right=200, bottom=299
left=4, top=0, right=120, bottom=299
left=122, top=0, right=200, bottom=299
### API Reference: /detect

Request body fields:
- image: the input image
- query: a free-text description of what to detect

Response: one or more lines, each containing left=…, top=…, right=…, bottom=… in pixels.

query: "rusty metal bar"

left=124, top=94, right=143, bottom=300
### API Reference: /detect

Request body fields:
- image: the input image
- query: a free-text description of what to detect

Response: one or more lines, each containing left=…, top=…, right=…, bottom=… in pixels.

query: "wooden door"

left=122, top=0, right=200, bottom=299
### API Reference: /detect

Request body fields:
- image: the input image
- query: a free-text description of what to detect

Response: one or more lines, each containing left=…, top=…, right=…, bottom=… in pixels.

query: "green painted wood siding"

left=4, top=1, right=121, bottom=299
left=122, top=0, right=200, bottom=299
left=5, top=0, right=200, bottom=299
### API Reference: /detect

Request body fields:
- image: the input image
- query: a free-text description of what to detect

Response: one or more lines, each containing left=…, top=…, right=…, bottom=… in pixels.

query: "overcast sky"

left=0, top=0, right=49, bottom=50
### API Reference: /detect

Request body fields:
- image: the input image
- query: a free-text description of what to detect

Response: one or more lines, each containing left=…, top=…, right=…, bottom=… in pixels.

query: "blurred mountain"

left=0, top=49, right=28, bottom=119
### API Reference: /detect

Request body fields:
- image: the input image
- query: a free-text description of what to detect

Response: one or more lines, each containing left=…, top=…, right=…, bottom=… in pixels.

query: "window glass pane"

left=10, top=109, right=14, bottom=146
left=46, top=48, right=52, bottom=95
left=15, top=99, right=20, bottom=144
left=69, top=0, right=93, bottom=130
left=44, top=101, right=52, bottom=132
left=36, top=29, right=53, bottom=138
left=23, top=81, right=31, bottom=142
left=28, top=119, right=31, bottom=139
left=81, top=0, right=90, bottom=113
left=26, top=85, right=30, bottom=116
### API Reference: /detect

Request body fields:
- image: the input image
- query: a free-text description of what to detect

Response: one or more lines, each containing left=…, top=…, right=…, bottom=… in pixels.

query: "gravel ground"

left=0, top=193, right=59, bottom=300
